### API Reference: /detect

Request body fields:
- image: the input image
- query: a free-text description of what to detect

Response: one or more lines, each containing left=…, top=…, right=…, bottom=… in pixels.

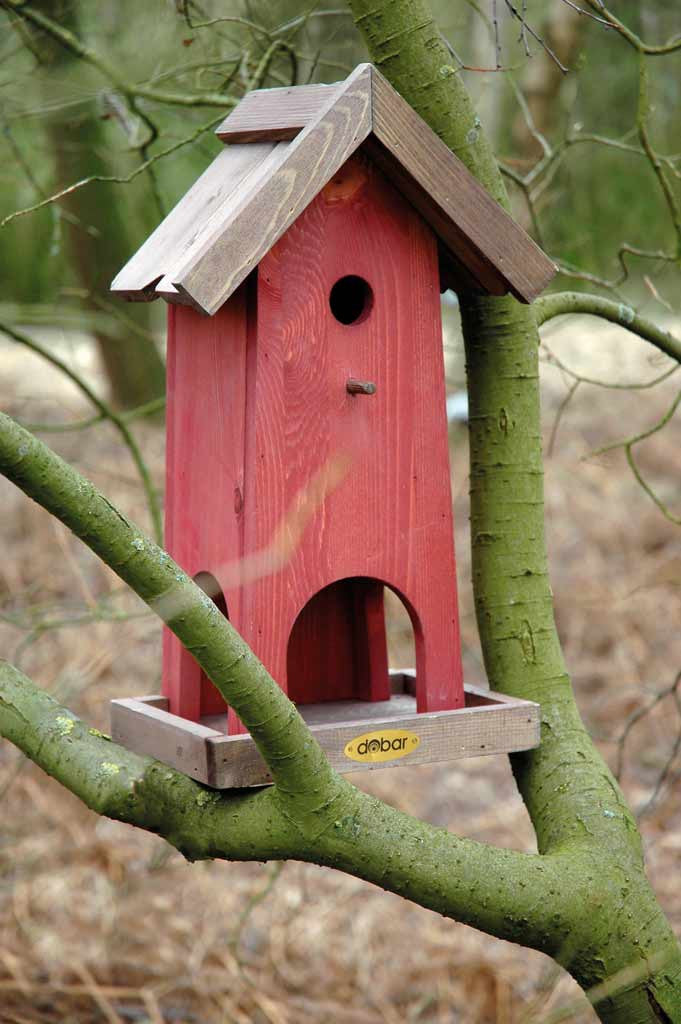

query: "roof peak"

left=112, top=64, right=555, bottom=314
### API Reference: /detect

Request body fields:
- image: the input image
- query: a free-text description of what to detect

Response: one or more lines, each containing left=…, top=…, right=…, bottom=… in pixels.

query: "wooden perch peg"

left=346, top=378, right=377, bottom=395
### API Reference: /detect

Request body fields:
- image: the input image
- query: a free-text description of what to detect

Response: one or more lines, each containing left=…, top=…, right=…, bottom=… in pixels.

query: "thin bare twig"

left=492, top=0, right=502, bottom=68
left=588, top=387, right=681, bottom=526
left=582, top=0, right=681, bottom=55
left=556, top=0, right=612, bottom=29
left=1, top=115, right=221, bottom=230
left=0, top=0, right=238, bottom=107
left=0, top=322, right=163, bottom=542
left=503, top=0, right=568, bottom=72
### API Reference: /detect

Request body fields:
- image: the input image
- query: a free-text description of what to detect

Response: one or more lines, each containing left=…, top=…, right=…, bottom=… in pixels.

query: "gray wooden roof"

left=111, top=64, right=556, bottom=315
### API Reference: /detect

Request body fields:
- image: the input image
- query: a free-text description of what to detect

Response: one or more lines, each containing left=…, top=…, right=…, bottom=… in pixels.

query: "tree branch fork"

left=0, top=408, right=676, bottom=986
left=0, top=655, right=662, bottom=970
left=2, top=0, right=681, bottom=1010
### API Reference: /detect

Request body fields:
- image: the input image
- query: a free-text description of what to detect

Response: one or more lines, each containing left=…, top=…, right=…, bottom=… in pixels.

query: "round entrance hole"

left=329, top=275, right=373, bottom=325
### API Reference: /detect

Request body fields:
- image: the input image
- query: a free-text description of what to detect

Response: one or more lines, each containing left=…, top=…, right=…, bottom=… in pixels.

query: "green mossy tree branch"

left=0, top=410, right=349, bottom=837
left=4, top=654, right=674, bottom=977
left=535, top=291, right=681, bottom=364
left=0, top=659, right=300, bottom=863
left=345, top=0, right=681, bottom=1019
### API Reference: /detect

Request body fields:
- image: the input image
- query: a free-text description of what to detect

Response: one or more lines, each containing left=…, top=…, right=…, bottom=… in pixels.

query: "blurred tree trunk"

left=512, top=2, right=585, bottom=158
left=25, top=0, right=165, bottom=409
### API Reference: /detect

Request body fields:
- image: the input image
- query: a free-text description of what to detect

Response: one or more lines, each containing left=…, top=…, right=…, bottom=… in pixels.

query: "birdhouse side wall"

left=162, top=289, right=252, bottom=719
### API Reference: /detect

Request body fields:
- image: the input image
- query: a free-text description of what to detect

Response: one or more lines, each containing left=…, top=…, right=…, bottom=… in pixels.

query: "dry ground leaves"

left=0, top=316, right=679, bottom=1024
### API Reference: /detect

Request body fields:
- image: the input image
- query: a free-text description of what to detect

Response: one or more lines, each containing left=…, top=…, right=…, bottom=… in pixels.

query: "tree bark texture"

left=345, top=0, right=681, bottom=1018
left=1, top=1, right=680, bottom=1020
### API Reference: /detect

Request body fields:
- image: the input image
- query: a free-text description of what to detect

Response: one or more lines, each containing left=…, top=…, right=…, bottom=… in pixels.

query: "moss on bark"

left=346, top=0, right=681, bottom=1018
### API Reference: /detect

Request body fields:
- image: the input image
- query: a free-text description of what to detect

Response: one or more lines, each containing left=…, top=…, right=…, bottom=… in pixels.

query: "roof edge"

left=215, top=81, right=345, bottom=144
left=111, top=62, right=556, bottom=312
left=368, top=65, right=556, bottom=304
left=171, top=64, right=374, bottom=315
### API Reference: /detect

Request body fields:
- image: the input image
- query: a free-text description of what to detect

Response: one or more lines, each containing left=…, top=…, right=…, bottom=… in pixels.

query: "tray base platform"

left=110, top=671, right=540, bottom=789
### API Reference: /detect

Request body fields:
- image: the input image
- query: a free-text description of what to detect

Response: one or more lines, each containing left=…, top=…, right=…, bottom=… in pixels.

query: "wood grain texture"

left=162, top=294, right=251, bottom=720
left=110, top=143, right=275, bottom=299
left=110, top=682, right=541, bottom=789
left=174, top=64, right=374, bottom=315
left=216, top=82, right=341, bottom=143
left=368, top=67, right=556, bottom=304
left=162, top=152, right=465, bottom=730
left=159, top=142, right=292, bottom=313
left=286, top=578, right=390, bottom=704
left=111, top=62, right=555, bottom=309
left=110, top=696, right=220, bottom=783
left=235, top=150, right=464, bottom=719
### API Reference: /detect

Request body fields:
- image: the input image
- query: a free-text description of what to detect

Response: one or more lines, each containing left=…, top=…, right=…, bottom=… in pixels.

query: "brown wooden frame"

left=111, top=673, right=540, bottom=789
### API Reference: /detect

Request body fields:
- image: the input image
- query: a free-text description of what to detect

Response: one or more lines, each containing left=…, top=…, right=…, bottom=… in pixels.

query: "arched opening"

left=193, top=572, right=230, bottom=716
left=383, top=586, right=416, bottom=674
left=286, top=577, right=417, bottom=707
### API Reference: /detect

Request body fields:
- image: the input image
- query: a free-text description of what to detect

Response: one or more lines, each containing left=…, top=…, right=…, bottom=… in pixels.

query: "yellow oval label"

left=344, top=729, right=420, bottom=763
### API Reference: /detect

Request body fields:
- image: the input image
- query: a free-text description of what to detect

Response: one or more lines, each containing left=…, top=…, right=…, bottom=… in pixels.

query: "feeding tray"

left=111, top=672, right=540, bottom=789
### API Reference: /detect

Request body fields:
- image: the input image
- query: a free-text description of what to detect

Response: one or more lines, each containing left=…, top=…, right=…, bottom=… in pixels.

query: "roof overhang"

left=111, top=64, right=556, bottom=315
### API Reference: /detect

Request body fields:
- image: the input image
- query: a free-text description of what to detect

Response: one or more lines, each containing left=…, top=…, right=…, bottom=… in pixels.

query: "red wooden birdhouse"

left=110, top=64, right=553, bottom=787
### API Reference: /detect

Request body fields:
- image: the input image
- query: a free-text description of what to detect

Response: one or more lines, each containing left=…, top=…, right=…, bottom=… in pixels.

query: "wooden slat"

left=159, top=142, right=290, bottom=313
left=110, top=683, right=540, bottom=789
left=110, top=142, right=276, bottom=300
left=394, top=670, right=525, bottom=705
left=369, top=67, right=556, bottom=304
left=172, top=64, right=373, bottom=315
left=110, top=697, right=221, bottom=783
left=112, top=62, right=556, bottom=311
left=162, top=297, right=250, bottom=720
left=134, top=694, right=170, bottom=709
left=216, top=83, right=342, bottom=143
left=155, top=278, right=193, bottom=305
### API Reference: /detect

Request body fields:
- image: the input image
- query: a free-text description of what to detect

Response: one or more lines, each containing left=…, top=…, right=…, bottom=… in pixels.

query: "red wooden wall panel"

left=162, top=291, right=249, bottom=719
left=163, top=151, right=464, bottom=731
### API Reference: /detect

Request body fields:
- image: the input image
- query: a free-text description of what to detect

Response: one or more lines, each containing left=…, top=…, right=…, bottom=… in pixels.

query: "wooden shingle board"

left=215, top=82, right=342, bottom=143
left=111, top=697, right=222, bottom=783
left=111, top=680, right=540, bottom=789
left=368, top=68, right=556, bottom=303
left=152, top=141, right=290, bottom=307
left=111, top=142, right=276, bottom=300
left=111, top=63, right=556, bottom=310
left=154, top=278, right=193, bottom=304
left=172, top=64, right=374, bottom=315
left=211, top=65, right=554, bottom=303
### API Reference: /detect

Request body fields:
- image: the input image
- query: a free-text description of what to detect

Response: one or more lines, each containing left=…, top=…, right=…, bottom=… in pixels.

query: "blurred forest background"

left=0, top=1, right=680, bottom=1022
